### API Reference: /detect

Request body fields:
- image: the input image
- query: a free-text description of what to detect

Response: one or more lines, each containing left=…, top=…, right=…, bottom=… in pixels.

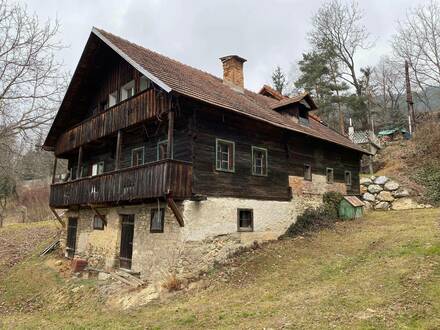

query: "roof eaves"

left=92, top=27, right=172, bottom=93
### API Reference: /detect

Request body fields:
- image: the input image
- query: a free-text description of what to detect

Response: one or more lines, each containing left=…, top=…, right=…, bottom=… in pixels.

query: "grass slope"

left=2, top=209, right=440, bottom=329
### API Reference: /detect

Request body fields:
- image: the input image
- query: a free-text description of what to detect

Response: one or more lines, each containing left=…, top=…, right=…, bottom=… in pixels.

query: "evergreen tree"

left=271, top=66, right=287, bottom=94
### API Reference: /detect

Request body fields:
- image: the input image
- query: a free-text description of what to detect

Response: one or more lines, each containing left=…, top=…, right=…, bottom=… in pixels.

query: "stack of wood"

left=110, top=270, right=145, bottom=288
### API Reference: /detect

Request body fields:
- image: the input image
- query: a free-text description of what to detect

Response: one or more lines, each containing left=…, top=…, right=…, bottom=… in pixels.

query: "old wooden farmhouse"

left=43, top=28, right=367, bottom=281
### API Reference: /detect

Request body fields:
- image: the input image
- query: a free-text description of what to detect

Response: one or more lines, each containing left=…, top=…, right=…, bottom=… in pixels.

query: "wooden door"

left=66, top=217, right=78, bottom=258
left=119, top=214, right=134, bottom=269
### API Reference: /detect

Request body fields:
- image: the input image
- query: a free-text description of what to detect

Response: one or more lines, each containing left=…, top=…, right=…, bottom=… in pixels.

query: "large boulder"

left=374, top=176, right=389, bottom=185
left=360, top=177, right=373, bottom=186
left=393, top=189, right=410, bottom=198
left=375, top=201, right=390, bottom=210
left=368, top=184, right=383, bottom=194
left=362, top=192, right=376, bottom=202
left=391, top=197, right=419, bottom=210
left=377, top=191, right=394, bottom=202
left=384, top=180, right=400, bottom=191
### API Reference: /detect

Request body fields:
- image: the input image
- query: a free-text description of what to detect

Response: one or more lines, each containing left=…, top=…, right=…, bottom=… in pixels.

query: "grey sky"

left=22, top=0, right=428, bottom=92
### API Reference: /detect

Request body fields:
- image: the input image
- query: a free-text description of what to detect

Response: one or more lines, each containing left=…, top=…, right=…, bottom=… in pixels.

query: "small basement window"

left=139, top=76, right=151, bottom=92
left=252, top=146, right=268, bottom=176
left=150, top=208, right=165, bottom=233
left=131, top=147, right=144, bottom=166
left=304, top=164, right=312, bottom=181
left=326, top=168, right=334, bottom=184
left=345, top=171, right=352, bottom=186
left=216, top=138, right=235, bottom=172
left=93, top=215, right=105, bottom=230
left=109, top=91, right=117, bottom=107
left=121, top=80, right=135, bottom=101
left=157, top=140, right=169, bottom=160
left=237, top=209, right=253, bottom=232
left=91, top=161, right=104, bottom=176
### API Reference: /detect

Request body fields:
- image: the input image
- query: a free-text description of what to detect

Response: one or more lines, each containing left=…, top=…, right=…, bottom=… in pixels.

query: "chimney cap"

left=219, top=55, right=247, bottom=63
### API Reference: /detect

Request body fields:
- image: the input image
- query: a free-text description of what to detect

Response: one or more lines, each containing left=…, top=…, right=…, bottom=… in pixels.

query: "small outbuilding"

left=339, top=196, right=365, bottom=220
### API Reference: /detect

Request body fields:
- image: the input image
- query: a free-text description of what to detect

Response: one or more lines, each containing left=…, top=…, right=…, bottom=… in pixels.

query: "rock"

left=362, top=192, right=376, bottom=202
left=363, top=201, right=373, bottom=210
left=55, top=260, right=62, bottom=266
left=98, top=272, right=110, bottom=281
left=368, top=184, right=383, bottom=194
left=360, top=185, right=368, bottom=194
left=393, top=189, right=410, bottom=198
left=377, top=191, right=394, bottom=202
left=384, top=180, right=399, bottom=191
left=360, top=177, right=373, bottom=186
left=370, top=175, right=376, bottom=181
left=391, top=198, right=419, bottom=210
left=374, top=176, right=389, bottom=185
left=375, top=201, right=390, bottom=210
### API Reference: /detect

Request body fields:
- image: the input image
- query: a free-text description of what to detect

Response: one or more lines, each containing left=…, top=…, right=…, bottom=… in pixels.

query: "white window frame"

left=121, top=80, right=135, bottom=101
left=251, top=146, right=268, bottom=176
left=131, top=147, right=145, bottom=167
left=157, top=140, right=171, bottom=160
left=108, top=91, right=117, bottom=107
left=326, top=167, right=334, bottom=184
left=215, top=138, right=235, bottom=173
left=91, top=161, right=104, bottom=176
left=345, top=170, right=352, bottom=186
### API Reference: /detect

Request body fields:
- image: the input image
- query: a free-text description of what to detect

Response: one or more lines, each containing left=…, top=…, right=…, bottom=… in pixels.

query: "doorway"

left=66, top=217, right=78, bottom=258
left=119, top=214, right=134, bottom=269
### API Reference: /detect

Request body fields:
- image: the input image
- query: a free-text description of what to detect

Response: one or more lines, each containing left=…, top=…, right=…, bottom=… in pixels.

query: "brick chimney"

left=220, top=55, right=247, bottom=92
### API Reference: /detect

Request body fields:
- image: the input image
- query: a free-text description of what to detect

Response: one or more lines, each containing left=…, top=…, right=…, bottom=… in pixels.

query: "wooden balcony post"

left=76, top=146, right=83, bottom=179
left=115, top=130, right=122, bottom=170
left=167, top=108, right=174, bottom=159
left=51, top=157, right=58, bottom=184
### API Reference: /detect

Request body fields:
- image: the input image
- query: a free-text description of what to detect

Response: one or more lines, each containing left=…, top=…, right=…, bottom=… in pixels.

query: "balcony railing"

left=49, top=160, right=192, bottom=208
left=55, top=88, right=172, bottom=156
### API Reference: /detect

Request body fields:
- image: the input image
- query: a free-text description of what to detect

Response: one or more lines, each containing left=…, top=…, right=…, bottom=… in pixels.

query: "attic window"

left=109, top=91, right=117, bottom=107
left=121, top=80, right=135, bottom=101
left=139, top=76, right=151, bottom=92
left=298, top=107, right=309, bottom=126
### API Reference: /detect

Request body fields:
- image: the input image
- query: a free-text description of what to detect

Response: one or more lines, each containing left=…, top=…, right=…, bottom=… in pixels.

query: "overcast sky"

left=22, top=0, right=427, bottom=92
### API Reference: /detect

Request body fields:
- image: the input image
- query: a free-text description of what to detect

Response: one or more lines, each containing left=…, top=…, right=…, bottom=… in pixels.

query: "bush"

left=161, top=273, right=183, bottom=292
left=323, top=191, right=344, bottom=214
left=413, top=164, right=440, bottom=205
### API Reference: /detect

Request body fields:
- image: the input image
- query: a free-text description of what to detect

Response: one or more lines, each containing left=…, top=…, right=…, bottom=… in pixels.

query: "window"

left=157, top=140, right=169, bottom=160
left=237, top=209, right=253, bottom=232
left=101, top=99, right=109, bottom=111
left=216, top=139, right=235, bottom=172
left=298, top=106, right=309, bottom=126
left=109, top=91, right=117, bottom=107
left=80, top=164, right=88, bottom=178
left=304, top=164, right=312, bottom=181
left=345, top=171, right=352, bottom=186
left=91, top=161, right=104, bottom=176
left=326, top=168, right=334, bottom=184
left=150, top=208, right=165, bottom=233
left=93, top=215, right=105, bottom=230
left=252, top=146, right=268, bottom=176
left=131, top=147, right=144, bottom=166
left=139, top=76, right=151, bottom=92
left=121, top=80, right=135, bottom=101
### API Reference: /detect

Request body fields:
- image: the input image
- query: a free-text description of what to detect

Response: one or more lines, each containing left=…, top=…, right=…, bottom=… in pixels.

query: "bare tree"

left=0, top=0, right=66, bottom=150
left=309, top=0, right=371, bottom=97
left=392, top=0, right=440, bottom=111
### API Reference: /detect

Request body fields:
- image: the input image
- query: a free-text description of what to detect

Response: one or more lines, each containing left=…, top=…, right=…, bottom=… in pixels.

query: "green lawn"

left=2, top=209, right=440, bottom=329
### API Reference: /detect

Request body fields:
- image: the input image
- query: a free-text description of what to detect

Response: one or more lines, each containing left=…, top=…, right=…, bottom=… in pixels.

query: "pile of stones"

left=360, top=175, right=432, bottom=211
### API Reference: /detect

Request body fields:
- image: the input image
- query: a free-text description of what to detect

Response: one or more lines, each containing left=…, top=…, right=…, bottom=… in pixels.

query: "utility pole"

left=405, top=60, right=416, bottom=134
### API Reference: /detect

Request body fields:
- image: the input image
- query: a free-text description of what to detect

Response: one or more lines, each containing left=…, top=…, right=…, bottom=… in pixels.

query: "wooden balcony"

left=49, top=160, right=192, bottom=208
left=55, top=89, right=172, bottom=156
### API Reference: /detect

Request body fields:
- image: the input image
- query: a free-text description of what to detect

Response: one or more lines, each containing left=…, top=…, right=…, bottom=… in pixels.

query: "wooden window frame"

left=251, top=146, right=268, bottom=176
left=131, top=147, right=145, bottom=167
left=150, top=208, right=165, bottom=233
left=345, top=170, right=352, bottom=186
left=304, top=163, right=312, bottom=181
left=326, top=167, right=334, bottom=184
left=93, top=215, right=105, bottom=230
left=91, top=161, right=104, bottom=176
left=215, top=138, right=235, bottom=173
left=157, top=140, right=170, bottom=161
left=237, top=208, right=254, bottom=232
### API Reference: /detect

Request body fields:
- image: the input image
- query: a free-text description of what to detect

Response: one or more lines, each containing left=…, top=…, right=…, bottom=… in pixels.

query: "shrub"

left=323, top=191, right=344, bottom=215
left=413, top=164, right=440, bottom=205
left=161, top=273, right=183, bottom=292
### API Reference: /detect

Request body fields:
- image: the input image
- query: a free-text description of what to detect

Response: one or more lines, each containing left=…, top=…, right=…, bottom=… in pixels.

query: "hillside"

left=1, top=209, right=440, bottom=329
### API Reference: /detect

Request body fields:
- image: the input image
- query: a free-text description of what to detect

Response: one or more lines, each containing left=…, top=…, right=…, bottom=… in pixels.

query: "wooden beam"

left=90, top=205, right=107, bottom=226
left=115, top=130, right=122, bottom=170
left=76, top=146, right=83, bottom=179
left=167, top=195, right=184, bottom=227
left=167, top=108, right=174, bottom=159
left=50, top=207, right=65, bottom=227
left=51, top=157, right=58, bottom=184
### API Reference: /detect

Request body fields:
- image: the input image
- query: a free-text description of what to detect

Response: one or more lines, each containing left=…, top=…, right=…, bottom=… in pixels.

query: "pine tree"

left=271, top=66, right=287, bottom=94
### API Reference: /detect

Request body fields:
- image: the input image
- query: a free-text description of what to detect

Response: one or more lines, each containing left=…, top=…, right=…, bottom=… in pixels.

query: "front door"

left=119, top=214, right=134, bottom=269
left=66, top=217, right=78, bottom=258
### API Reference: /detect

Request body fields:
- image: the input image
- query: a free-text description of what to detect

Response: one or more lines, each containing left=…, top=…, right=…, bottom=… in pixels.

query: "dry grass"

left=2, top=209, right=440, bottom=329
left=161, top=273, right=183, bottom=292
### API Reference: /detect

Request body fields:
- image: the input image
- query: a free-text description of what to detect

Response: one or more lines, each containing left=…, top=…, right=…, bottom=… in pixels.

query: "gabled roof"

left=258, top=85, right=287, bottom=101
left=44, top=27, right=368, bottom=154
left=270, top=92, right=318, bottom=111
